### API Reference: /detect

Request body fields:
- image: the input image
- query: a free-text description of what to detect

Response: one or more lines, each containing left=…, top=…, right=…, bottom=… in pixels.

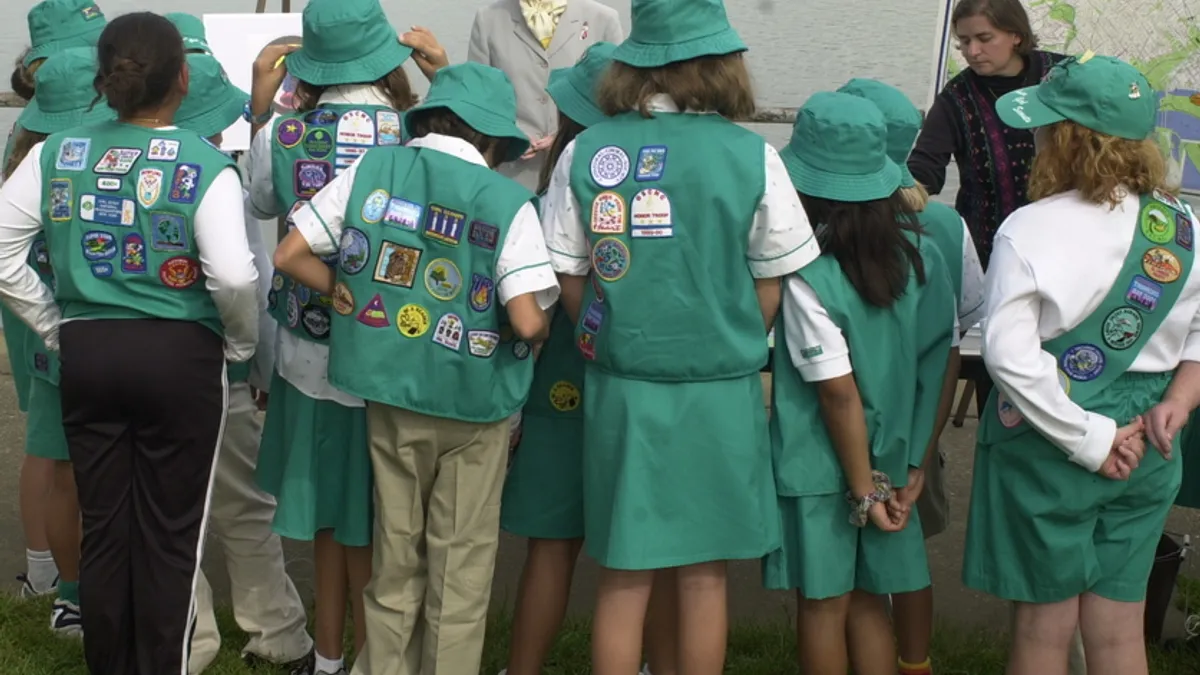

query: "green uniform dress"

left=763, top=236, right=956, bottom=598
left=963, top=192, right=1191, bottom=603
left=918, top=201, right=965, bottom=301
left=1174, top=205, right=1200, bottom=510
left=567, top=112, right=780, bottom=570
left=2, top=127, right=34, bottom=411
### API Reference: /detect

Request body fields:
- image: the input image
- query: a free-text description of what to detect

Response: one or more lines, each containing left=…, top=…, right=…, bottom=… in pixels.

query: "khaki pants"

left=189, top=383, right=312, bottom=673
left=351, top=403, right=510, bottom=675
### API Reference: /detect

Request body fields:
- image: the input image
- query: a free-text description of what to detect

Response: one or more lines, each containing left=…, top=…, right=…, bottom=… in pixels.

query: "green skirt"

left=3, top=307, right=31, bottom=413
left=256, top=372, right=373, bottom=547
left=501, top=414, right=585, bottom=540
left=582, top=369, right=780, bottom=570
left=1174, top=412, right=1200, bottom=509
left=25, top=376, right=68, bottom=461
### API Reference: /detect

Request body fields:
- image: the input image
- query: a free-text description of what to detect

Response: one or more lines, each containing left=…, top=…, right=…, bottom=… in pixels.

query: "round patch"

left=158, top=256, right=199, bottom=289
left=548, top=381, right=581, bottom=411
left=339, top=227, right=370, bottom=275
left=303, top=128, right=333, bottom=159
left=589, top=145, right=630, bottom=188
left=1101, top=306, right=1142, bottom=350
left=996, top=393, right=1023, bottom=428
left=1060, top=343, right=1106, bottom=381
left=1058, top=369, right=1071, bottom=395
left=1140, top=204, right=1176, bottom=244
left=397, top=303, right=431, bottom=338
left=271, top=272, right=285, bottom=291
left=267, top=290, right=278, bottom=310
left=361, top=189, right=389, bottom=224
left=513, top=341, right=531, bottom=360
left=332, top=282, right=355, bottom=316
left=286, top=292, right=300, bottom=328
left=1142, top=246, right=1182, bottom=283
left=276, top=119, right=304, bottom=148
left=591, top=237, right=630, bottom=282
left=301, top=306, right=330, bottom=339
left=424, top=258, right=463, bottom=301
left=297, top=285, right=312, bottom=307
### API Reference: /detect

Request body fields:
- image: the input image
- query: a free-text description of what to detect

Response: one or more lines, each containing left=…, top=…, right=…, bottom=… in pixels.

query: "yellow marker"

left=1079, top=49, right=1095, bottom=63
left=274, top=45, right=301, bottom=69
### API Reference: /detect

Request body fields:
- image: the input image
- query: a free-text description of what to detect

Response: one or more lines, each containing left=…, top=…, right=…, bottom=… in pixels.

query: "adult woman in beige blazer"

left=467, top=0, right=624, bottom=190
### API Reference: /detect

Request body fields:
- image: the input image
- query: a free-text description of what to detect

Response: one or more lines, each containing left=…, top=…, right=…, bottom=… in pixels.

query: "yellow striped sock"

left=898, top=657, right=932, bottom=674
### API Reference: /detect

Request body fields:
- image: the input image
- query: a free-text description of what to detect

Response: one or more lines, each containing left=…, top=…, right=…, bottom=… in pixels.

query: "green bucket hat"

left=24, top=0, right=106, bottom=67
left=403, top=62, right=530, bottom=163
left=546, top=42, right=617, bottom=128
left=166, top=12, right=211, bottom=55
left=996, top=53, right=1157, bottom=140
left=18, top=47, right=115, bottom=134
left=284, top=0, right=412, bottom=87
left=612, top=0, right=746, bottom=69
left=176, top=55, right=249, bottom=139
left=837, top=78, right=923, bottom=189
left=780, top=91, right=902, bottom=203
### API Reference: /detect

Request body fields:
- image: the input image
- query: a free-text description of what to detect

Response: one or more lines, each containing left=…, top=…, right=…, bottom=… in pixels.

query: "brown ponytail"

left=93, top=13, right=185, bottom=118
left=10, top=49, right=39, bottom=102
left=4, top=128, right=49, bottom=181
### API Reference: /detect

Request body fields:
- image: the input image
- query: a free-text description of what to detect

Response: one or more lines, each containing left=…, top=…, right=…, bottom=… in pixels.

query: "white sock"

left=26, top=549, right=58, bottom=591
left=314, top=652, right=344, bottom=674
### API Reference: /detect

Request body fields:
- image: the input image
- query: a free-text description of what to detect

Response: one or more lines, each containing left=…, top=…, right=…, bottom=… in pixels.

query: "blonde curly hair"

left=1028, top=120, right=1167, bottom=208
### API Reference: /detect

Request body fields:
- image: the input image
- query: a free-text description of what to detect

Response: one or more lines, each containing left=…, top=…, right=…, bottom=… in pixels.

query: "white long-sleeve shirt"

left=242, top=191, right=277, bottom=390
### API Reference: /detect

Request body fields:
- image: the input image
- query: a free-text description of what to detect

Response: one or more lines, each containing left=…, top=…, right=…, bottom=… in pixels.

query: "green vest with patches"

left=771, top=234, right=957, bottom=496
left=267, top=103, right=403, bottom=343
left=22, top=235, right=60, bottom=385
left=325, top=145, right=536, bottom=422
left=918, top=201, right=965, bottom=302
left=567, top=113, right=768, bottom=381
left=524, top=309, right=585, bottom=418
left=38, top=123, right=234, bottom=334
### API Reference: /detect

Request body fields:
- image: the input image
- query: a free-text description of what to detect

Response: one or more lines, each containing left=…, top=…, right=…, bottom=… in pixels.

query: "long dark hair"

left=93, top=13, right=185, bottom=118
left=407, top=108, right=512, bottom=169
left=537, top=112, right=586, bottom=195
left=799, top=192, right=926, bottom=308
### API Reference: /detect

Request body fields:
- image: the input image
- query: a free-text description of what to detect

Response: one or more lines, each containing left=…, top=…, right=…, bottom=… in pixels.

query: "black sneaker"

left=244, top=649, right=315, bottom=675
left=50, top=599, right=83, bottom=637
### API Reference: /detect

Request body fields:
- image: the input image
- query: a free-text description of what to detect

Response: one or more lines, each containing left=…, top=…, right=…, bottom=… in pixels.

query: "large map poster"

left=933, top=0, right=1200, bottom=194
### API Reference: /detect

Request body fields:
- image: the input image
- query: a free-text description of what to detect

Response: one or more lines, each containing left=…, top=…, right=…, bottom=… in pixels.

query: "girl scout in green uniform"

left=967, top=53, right=1200, bottom=674
left=763, top=91, right=958, bottom=675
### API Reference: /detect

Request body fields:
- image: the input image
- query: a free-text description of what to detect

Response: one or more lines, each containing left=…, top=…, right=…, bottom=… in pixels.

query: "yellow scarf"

left=521, top=0, right=568, bottom=49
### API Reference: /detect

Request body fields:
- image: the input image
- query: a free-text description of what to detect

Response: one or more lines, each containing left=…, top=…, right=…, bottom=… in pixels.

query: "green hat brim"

left=285, top=40, right=412, bottom=87
left=18, top=98, right=115, bottom=135
left=546, top=70, right=605, bottom=128
left=996, top=85, right=1065, bottom=130
left=23, top=24, right=104, bottom=66
left=182, top=36, right=212, bottom=54
left=780, top=146, right=903, bottom=203
left=611, top=27, right=746, bottom=69
left=177, top=86, right=249, bottom=139
left=898, top=163, right=916, bottom=189
left=404, top=98, right=530, bottom=163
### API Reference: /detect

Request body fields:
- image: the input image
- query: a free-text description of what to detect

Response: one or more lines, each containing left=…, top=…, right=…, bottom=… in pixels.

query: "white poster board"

left=202, top=13, right=303, bottom=152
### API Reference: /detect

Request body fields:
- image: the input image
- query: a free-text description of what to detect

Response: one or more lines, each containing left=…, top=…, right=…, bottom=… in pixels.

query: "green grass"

left=3, top=593, right=1200, bottom=674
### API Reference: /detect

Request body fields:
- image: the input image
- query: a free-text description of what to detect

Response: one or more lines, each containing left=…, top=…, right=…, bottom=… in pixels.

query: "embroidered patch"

left=56, top=138, right=90, bottom=171
left=81, top=231, right=116, bottom=261
left=286, top=292, right=300, bottom=328
left=31, top=239, right=51, bottom=275
left=159, top=256, right=199, bottom=289
left=268, top=290, right=278, bottom=310
left=548, top=381, right=581, bottom=411
left=276, top=119, right=304, bottom=148
left=468, top=274, right=495, bottom=312
left=331, top=282, right=355, bottom=315
left=336, top=110, right=375, bottom=146
left=121, top=233, right=146, bottom=273
left=358, top=188, right=389, bottom=224
left=577, top=332, right=596, bottom=360
left=590, top=145, right=630, bottom=188
left=372, top=241, right=421, bottom=288
left=49, top=179, right=72, bottom=221
left=423, top=204, right=467, bottom=246
left=383, top=198, right=422, bottom=231
left=1058, top=369, right=1072, bottom=395
left=397, top=303, right=431, bottom=337
left=424, top=258, right=463, bottom=301
left=1142, top=246, right=1182, bottom=283
left=96, top=177, right=121, bottom=191
left=513, top=341, right=531, bottom=359
left=93, top=148, right=141, bottom=175
left=297, top=285, right=312, bottom=306
left=468, top=221, right=499, bottom=250
left=630, top=188, right=673, bottom=238
left=591, top=237, right=630, bottom=282
left=1101, top=306, right=1141, bottom=350
left=357, top=294, right=390, bottom=327
left=800, top=345, right=824, bottom=359
left=1153, top=188, right=1186, bottom=212
left=1141, top=204, right=1175, bottom=244
left=590, top=191, right=626, bottom=234
left=432, top=313, right=464, bottom=351
left=304, top=109, right=338, bottom=126
left=467, top=330, right=500, bottom=357
left=147, top=138, right=180, bottom=162
left=136, top=169, right=163, bottom=209
left=582, top=300, right=604, bottom=333
left=81, top=4, right=100, bottom=19
left=997, top=393, right=1023, bottom=428
left=293, top=160, right=333, bottom=199
left=301, top=306, right=331, bottom=339
left=1177, top=212, right=1194, bottom=251
left=80, top=195, right=135, bottom=226
left=303, top=128, right=333, bottom=159
left=376, top=111, right=402, bottom=145
left=91, top=262, right=113, bottom=277
left=272, top=273, right=285, bottom=291
left=34, top=353, right=49, bottom=372
left=168, top=163, right=202, bottom=204
left=635, top=146, right=667, bottom=182
left=1126, top=274, right=1162, bottom=312
left=1060, top=343, right=1106, bottom=381
left=150, top=213, right=189, bottom=251
left=339, top=227, right=370, bottom=275
left=590, top=273, right=605, bottom=302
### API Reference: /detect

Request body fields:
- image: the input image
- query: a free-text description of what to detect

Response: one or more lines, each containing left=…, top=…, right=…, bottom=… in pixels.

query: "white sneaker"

left=315, top=669, right=347, bottom=675
left=50, top=599, right=83, bottom=637
left=17, top=573, right=58, bottom=599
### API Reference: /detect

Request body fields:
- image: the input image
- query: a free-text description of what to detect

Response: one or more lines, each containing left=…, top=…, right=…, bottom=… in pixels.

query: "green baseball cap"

left=176, top=55, right=248, bottom=139
left=17, top=47, right=115, bottom=133
left=996, top=53, right=1157, bottom=140
left=403, top=62, right=530, bottom=163
left=284, top=0, right=412, bottom=87
left=166, top=13, right=211, bottom=55
left=612, top=0, right=746, bottom=69
left=24, top=0, right=106, bottom=67
left=546, top=42, right=617, bottom=128
left=780, top=91, right=901, bottom=203
left=837, top=78, right=923, bottom=189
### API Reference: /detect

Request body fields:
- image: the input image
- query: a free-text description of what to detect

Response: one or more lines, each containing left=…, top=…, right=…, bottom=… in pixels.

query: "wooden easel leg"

left=952, top=380, right=975, bottom=427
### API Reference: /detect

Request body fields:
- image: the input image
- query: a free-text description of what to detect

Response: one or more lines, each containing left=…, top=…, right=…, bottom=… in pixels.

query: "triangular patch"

left=357, top=293, right=389, bottom=328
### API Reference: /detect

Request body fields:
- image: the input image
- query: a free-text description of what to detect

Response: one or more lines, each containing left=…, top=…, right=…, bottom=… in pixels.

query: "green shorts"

left=762, top=492, right=930, bottom=599
left=25, top=376, right=69, bottom=461
left=963, top=371, right=1182, bottom=603
left=501, top=414, right=584, bottom=540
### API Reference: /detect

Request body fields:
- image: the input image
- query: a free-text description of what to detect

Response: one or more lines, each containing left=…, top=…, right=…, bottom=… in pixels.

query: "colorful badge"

left=590, top=273, right=605, bottom=302
left=268, top=290, right=279, bottom=310
left=336, top=110, right=376, bottom=146
left=549, top=381, right=581, bottom=411
left=49, top=179, right=72, bottom=221
left=1177, top=212, right=1194, bottom=252
left=468, top=274, right=495, bottom=312
left=159, top=256, right=200, bottom=289
left=424, top=258, right=463, bottom=301
left=467, top=330, right=499, bottom=358
left=1141, top=204, right=1175, bottom=244
left=80, top=194, right=135, bottom=226
left=590, top=191, right=626, bottom=234
left=81, top=231, right=116, bottom=261
left=31, top=239, right=51, bottom=275
left=468, top=221, right=499, bottom=250
left=55, top=138, right=90, bottom=171
left=1153, top=188, right=1186, bottom=212
left=34, top=353, right=49, bottom=373
left=590, top=145, right=630, bottom=188
left=303, top=128, right=333, bottom=159
left=592, top=237, right=630, bottom=282
left=168, top=163, right=202, bottom=204
left=513, top=341, right=531, bottom=360
left=301, top=306, right=331, bottom=340
left=272, top=272, right=285, bottom=291
left=91, top=262, right=113, bottom=277
left=276, top=119, right=305, bottom=148
left=1057, top=369, right=1071, bottom=395
left=630, top=188, right=673, bottom=238
left=372, top=241, right=421, bottom=288
left=1142, top=246, right=1182, bottom=283
left=361, top=189, right=389, bottom=224
left=81, top=4, right=100, bottom=19
left=147, top=138, right=180, bottom=162
left=331, top=282, right=355, bottom=315
left=432, top=313, right=464, bottom=351
left=150, top=212, right=189, bottom=251
left=304, top=109, right=338, bottom=126
left=1060, top=343, right=1105, bottom=381
left=397, top=303, right=431, bottom=337
left=339, top=227, right=370, bottom=275
left=96, top=177, right=121, bottom=191
left=121, top=233, right=146, bottom=274
left=635, top=146, right=667, bottom=182
left=297, top=285, right=312, bottom=307
left=1101, top=306, right=1141, bottom=350
left=423, top=204, right=467, bottom=246
left=93, top=148, right=141, bottom=175
left=294, top=160, right=333, bottom=199
left=357, top=294, right=390, bottom=327
left=376, top=111, right=402, bottom=145
left=577, top=332, right=596, bottom=360
left=286, top=292, right=300, bottom=328
left=136, top=168, right=163, bottom=208
left=997, top=393, right=1023, bottom=428
left=383, top=198, right=422, bottom=231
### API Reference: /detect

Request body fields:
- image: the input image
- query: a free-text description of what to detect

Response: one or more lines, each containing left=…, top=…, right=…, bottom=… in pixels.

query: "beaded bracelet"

left=845, top=471, right=894, bottom=528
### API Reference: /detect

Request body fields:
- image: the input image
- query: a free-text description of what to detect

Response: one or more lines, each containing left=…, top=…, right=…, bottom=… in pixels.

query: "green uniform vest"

left=568, top=113, right=768, bottom=381
left=524, top=310, right=584, bottom=418
left=267, top=103, right=403, bottom=343
left=918, top=202, right=966, bottom=302
left=39, top=122, right=236, bottom=335
left=22, top=234, right=59, bottom=385
left=985, top=191, right=1196, bottom=442
left=771, top=235, right=957, bottom=496
left=325, top=145, right=536, bottom=422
